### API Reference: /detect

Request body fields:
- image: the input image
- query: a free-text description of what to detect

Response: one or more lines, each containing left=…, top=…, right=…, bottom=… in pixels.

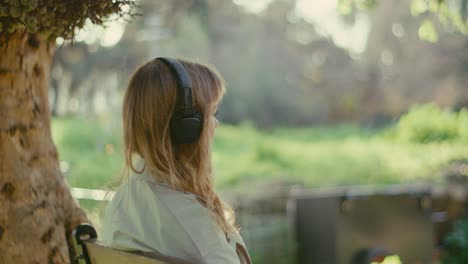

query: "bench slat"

left=85, top=241, right=192, bottom=264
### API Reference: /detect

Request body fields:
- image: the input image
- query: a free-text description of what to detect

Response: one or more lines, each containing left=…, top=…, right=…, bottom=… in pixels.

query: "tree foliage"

left=0, top=0, right=136, bottom=43
left=48, top=0, right=468, bottom=127
left=339, top=0, right=468, bottom=40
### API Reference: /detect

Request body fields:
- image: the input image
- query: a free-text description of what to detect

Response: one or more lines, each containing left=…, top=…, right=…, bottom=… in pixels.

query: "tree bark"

left=0, top=30, right=88, bottom=263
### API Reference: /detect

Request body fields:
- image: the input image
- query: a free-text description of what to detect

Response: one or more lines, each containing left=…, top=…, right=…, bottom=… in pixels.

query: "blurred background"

left=50, top=0, right=468, bottom=263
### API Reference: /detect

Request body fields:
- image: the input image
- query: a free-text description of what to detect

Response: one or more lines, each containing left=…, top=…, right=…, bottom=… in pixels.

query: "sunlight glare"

left=233, top=0, right=370, bottom=54
left=66, top=15, right=127, bottom=47
left=233, top=0, right=274, bottom=13
left=295, top=0, right=370, bottom=54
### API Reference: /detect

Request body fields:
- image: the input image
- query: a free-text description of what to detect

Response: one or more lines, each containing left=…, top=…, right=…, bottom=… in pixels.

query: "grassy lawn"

left=51, top=115, right=468, bottom=191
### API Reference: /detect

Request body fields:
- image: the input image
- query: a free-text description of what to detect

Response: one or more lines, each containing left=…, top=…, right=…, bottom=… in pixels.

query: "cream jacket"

left=102, top=165, right=251, bottom=264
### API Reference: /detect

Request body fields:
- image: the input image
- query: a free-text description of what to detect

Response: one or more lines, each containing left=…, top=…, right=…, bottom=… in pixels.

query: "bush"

left=442, top=215, right=468, bottom=264
left=393, top=104, right=468, bottom=143
left=458, top=109, right=468, bottom=141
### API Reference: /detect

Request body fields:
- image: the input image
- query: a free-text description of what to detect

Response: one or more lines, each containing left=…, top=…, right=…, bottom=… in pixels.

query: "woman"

left=102, top=57, right=251, bottom=264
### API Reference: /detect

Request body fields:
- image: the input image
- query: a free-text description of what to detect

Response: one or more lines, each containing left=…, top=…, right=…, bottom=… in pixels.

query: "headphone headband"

left=156, top=57, right=193, bottom=111
left=155, top=57, right=202, bottom=144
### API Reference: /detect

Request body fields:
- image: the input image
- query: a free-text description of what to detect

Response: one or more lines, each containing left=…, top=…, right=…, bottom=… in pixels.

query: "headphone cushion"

left=170, top=114, right=202, bottom=144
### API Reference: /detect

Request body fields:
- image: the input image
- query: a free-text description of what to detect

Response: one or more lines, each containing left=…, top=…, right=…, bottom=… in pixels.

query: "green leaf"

left=338, top=0, right=353, bottom=15
left=411, top=0, right=428, bottom=16
left=418, top=19, right=439, bottom=42
left=428, top=0, right=441, bottom=13
left=354, top=0, right=377, bottom=9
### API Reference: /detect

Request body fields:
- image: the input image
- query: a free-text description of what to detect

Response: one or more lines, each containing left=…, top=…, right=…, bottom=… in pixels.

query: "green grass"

left=212, top=123, right=467, bottom=189
left=51, top=117, right=468, bottom=191
left=52, top=116, right=124, bottom=189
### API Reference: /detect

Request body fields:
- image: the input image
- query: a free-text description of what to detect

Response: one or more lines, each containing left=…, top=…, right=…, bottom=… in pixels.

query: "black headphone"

left=156, top=57, right=202, bottom=145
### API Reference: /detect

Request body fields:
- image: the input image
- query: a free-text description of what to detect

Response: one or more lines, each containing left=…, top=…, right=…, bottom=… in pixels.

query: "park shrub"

left=442, top=215, right=468, bottom=264
left=458, top=109, right=468, bottom=141
left=393, top=104, right=467, bottom=143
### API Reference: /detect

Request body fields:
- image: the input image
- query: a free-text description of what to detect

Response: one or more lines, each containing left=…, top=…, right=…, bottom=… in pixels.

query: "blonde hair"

left=122, top=58, right=236, bottom=233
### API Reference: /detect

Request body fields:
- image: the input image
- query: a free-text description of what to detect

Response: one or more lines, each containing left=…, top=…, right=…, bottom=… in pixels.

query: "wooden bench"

left=72, top=224, right=191, bottom=264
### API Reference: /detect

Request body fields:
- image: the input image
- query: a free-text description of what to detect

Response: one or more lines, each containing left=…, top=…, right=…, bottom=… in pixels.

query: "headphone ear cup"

left=170, top=113, right=202, bottom=144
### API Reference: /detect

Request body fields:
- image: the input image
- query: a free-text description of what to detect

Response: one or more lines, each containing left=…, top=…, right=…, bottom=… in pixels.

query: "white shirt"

left=102, top=166, right=250, bottom=264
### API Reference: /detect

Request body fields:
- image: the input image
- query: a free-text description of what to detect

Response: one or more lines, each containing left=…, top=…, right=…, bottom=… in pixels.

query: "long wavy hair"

left=121, top=58, right=236, bottom=233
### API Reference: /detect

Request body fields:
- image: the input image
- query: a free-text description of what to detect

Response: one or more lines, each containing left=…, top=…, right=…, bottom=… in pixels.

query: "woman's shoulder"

left=131, top=173, right=229, bottom=257
left=132, top=172, right=197, bottom=205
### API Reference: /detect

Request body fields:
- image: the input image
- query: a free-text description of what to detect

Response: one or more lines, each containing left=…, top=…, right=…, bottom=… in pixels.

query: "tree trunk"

left=0, top=30, right=88, bottom=263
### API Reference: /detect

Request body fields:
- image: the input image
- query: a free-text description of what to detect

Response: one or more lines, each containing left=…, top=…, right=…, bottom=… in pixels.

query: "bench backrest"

left=84, top=240, right=190, bottom=264
left=72, top=224, right=191, bottom=264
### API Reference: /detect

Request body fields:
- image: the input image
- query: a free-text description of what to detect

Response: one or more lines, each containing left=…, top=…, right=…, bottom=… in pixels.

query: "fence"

left=229, top=189, right=297, bottom=264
